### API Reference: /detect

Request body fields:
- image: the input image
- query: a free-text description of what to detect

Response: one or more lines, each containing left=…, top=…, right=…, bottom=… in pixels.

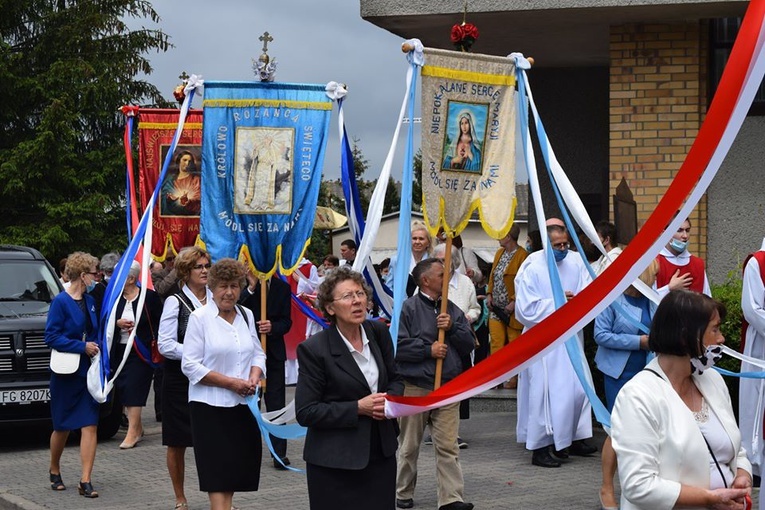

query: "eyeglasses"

left=334, top=290, right=367, bottom=302
left=552, top=242, right=570, bottom=251
left=193, top=263, right=212, bottom=270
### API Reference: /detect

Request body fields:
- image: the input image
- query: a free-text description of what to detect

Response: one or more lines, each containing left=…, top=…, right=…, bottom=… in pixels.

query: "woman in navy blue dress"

left=45, top=252, right=101, bottom=498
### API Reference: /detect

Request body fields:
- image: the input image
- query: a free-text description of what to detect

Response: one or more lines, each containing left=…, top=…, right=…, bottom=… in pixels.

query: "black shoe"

left=438, top=502, right=474, bottom=510
left=396, top=498, right=414, bottom=509
left=551, top=447, right=569, bottom=460
left=457, top=437, right=468, bottom=449
left=569, top=439, right=597, bottom=456
left=273, top=456, right=290, bottom=470
left=532, top=447, right=561, bottom=468
left=423, top=435, right=433, bottom=445
left=77, top=481, right=98, bottom=498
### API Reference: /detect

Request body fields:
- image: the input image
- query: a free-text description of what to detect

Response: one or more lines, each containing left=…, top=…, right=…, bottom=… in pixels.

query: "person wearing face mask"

left=88, top=252, right=120, bottom=316
left=655, top=217, right=711, bottom=298
left=514, top=222, right=596, bottom=468
left=45, top=252, right=102, bottom=498
left=611, top=290, right=752, bottom=510
left=111, top=261, right=163, bottom=449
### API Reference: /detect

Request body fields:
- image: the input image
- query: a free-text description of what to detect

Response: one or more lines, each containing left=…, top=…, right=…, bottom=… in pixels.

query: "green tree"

left=0, top=0, right=170, bottom=263
left=412, top=149, right=423, bottom=211
left=306, top=178, right=337, bottom=263
left=383, top=176, right=400, bottom=214
left=351, top=137, right=372, bottom=214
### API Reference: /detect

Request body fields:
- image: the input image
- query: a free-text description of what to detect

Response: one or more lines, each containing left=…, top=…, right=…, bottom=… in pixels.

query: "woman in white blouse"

left=157, top=246, right=213, bottom=510
left=611, top=290, right=752, bottom=510
left=181, top=259, right=266, bottom=510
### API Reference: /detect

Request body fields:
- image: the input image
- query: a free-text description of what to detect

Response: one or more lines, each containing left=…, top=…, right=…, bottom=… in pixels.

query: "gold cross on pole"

left=259, top=32, right=273, bottom=54
left=178, top=71, right=189, bottom=82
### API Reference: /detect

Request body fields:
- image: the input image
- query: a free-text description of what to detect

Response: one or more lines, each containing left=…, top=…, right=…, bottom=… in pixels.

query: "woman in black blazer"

left=296, top=267, right=402, bottom=510
left=111, top=261, right=163, bottom=449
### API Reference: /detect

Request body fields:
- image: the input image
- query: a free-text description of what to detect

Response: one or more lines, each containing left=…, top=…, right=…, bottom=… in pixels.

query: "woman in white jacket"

left=611, top=289, right=752, bottom=510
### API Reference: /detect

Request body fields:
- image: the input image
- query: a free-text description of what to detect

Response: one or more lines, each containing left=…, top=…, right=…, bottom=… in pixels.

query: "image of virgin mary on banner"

left=421, top=48, right=518, bottom=238
left=200, top=82, right=331, bottom=276
left=138, top=108, right=203, bottom=259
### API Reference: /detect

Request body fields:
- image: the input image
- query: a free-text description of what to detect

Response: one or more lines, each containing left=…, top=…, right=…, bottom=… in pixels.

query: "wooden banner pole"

left=433, top=236, right=453, bottom=390
left=260, top=276, right=268, bottom=393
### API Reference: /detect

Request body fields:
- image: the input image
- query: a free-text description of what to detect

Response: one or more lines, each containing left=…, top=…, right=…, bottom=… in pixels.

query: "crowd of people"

left=44, top=216, right=764, bottom=510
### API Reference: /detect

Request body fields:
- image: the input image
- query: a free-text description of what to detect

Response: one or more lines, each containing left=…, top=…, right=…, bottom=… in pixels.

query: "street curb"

left=0, top=489, right=46, bottom=510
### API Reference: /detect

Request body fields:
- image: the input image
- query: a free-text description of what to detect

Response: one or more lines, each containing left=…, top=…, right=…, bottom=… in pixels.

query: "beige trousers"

left=396, top=382, right=465, bottom=507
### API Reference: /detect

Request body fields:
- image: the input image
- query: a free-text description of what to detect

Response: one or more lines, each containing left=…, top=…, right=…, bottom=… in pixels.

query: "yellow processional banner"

left=421, top=48, right=518, bottom=238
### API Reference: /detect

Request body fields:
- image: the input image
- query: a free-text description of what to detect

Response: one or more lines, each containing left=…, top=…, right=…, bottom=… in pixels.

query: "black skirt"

left=306, top=420, right=396, bottom=510
left=161, top=360, right=192, bottom=447
left=113, top=344, right=154, bottom=407
left=189, top=402, right=262, bottom=493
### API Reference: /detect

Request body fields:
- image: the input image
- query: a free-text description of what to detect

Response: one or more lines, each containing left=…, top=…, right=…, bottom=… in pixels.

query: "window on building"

left=710, top=18, right=765, bottom=115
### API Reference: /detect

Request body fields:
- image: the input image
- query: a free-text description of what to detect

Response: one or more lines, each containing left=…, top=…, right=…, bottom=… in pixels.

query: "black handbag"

left=491, top=304, right=511, bottom=326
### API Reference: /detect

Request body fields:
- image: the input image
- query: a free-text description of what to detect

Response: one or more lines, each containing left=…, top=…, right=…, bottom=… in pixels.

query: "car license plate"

left=0, top=388, right=50, bottom=404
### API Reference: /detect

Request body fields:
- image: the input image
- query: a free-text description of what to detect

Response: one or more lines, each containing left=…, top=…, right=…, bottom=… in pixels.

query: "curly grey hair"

left=316, top=266, right=372, bottom=324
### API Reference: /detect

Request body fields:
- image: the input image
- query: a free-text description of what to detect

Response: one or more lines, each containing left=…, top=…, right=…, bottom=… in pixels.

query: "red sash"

left=656, top=254, right=706, bottom=293
left=284, top=263, right=313, bottom=360
left=740, top=251, right=765, bottom=352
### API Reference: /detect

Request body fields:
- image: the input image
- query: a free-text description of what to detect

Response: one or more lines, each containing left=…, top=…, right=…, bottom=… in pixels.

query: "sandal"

left=49, top=472, right=65, bottom=491
left=174, top=503, right=188, bottom=509
left=78, top=481, right=98, bottom=498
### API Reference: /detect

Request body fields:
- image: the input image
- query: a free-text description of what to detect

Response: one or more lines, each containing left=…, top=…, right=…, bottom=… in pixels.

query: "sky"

left=133, top=0, right=421, bottom=181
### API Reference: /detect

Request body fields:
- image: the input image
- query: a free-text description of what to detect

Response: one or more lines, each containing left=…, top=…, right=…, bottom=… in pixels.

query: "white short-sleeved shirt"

left=181, top=300, right=266, bottom=407
left=157, top=285, right=212, bottom=360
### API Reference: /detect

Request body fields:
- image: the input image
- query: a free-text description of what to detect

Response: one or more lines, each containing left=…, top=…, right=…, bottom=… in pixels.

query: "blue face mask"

left=553, top=249, right=568, bottom=263
left=85, top=279, right=97, bottom=292
left=669, top=238, right=688, bottom=253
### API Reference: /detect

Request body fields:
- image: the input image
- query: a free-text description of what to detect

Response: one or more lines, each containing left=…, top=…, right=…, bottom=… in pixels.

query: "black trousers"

left=263, top=356, right=286, bottom=458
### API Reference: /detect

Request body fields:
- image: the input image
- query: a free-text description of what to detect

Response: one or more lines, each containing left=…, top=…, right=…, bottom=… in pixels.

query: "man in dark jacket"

left=395, top=258, right=475, bottom=510
left=240, top=272, right=293, bottom=469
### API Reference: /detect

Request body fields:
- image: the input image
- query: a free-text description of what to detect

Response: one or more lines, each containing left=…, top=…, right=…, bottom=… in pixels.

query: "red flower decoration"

left=463, top=22, right=479, bottom=40
left=173, top=84, right=186, bottom=103
left=451, top=21, right=479, bottom=52
left=451, top=24, right=465, bottom=44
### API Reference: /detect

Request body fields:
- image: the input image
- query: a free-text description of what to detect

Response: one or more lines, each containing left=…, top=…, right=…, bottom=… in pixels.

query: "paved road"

left=0, top=396, right=759, bottom=509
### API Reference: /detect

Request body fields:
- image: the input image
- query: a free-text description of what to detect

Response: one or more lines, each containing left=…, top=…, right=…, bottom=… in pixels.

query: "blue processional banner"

left=200, top=82, right=332, bottom=276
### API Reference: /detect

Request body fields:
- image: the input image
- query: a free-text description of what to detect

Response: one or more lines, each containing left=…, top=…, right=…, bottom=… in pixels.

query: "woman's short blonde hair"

left=411, top=220, right=434, bottom=254
left=64, top=252, right=99, bottom=281
left=207, top=258, right=246, bottom=290
left=175, top=246, right=211, bottom=283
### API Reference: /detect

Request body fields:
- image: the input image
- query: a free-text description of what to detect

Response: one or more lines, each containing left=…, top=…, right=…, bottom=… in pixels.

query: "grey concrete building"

left=360, top=0, right=764, bottom=283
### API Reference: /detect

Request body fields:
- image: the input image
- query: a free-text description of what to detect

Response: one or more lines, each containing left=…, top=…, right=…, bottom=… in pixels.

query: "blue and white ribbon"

left=88, top=76, right=204, bottom=403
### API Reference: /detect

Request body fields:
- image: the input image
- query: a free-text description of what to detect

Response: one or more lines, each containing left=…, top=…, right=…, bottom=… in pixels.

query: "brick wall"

left=609, top=22, right=708, bottom=260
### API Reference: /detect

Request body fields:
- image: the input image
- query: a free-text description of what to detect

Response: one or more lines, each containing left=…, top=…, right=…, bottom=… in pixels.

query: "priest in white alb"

left=514, top=222, right=596, bottom=468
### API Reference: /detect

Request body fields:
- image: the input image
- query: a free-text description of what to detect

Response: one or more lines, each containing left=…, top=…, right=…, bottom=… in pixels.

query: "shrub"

left=711, top=269, right=744, bottom=414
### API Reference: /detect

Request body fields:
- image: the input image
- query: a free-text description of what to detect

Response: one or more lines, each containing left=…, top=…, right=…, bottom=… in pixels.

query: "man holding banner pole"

left=395, top=258, right=475, bottom=510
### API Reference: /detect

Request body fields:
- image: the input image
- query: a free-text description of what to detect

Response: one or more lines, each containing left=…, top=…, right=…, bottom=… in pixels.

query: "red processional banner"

left=138, top=108, right=203, bottom=260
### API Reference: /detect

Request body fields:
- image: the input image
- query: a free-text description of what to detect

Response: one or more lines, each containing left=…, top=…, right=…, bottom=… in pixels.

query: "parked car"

left=0, top=245, right=122, bottom=439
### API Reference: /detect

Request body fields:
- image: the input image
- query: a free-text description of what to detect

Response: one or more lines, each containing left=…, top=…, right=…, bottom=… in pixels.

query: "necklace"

left=693, top=396, right=709, bottom=423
